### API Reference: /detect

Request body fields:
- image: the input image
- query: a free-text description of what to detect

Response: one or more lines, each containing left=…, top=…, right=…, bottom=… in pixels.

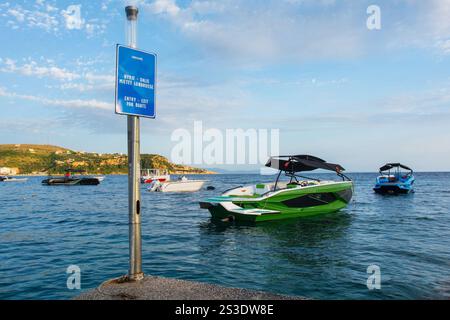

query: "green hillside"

left=0, top=144, right=214, bottom=175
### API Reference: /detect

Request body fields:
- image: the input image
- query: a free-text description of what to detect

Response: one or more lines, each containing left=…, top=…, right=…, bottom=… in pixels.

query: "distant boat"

left=94, top=176, right=106, bottom=182
left=0, top=176, right=28, bottom=182
left=148, top=175, right=207, bottom=192
left=373, top=163, right=415, bottom=195
left=42, top=169, right=102, bottom=186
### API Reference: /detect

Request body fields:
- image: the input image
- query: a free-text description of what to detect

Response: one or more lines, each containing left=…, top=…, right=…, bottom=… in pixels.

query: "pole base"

left=126, top=272, right=144, bottom=282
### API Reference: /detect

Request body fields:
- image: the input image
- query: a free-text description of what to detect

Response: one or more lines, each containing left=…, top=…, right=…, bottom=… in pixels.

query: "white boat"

left=94, top=176, right=106, bottom=182
left=140, top=169, right=170, bottom=184
left=148, top=176, right=207, bottom=192
left=0, top=176, right=28, bottom=182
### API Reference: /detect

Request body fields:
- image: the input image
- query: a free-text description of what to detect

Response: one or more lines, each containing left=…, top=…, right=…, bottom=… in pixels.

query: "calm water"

left=1, top=173, right=450, bottom=300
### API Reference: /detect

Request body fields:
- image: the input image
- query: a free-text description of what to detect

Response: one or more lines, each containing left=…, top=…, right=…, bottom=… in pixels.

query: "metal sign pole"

left=125, top=5, right=143, bottom=281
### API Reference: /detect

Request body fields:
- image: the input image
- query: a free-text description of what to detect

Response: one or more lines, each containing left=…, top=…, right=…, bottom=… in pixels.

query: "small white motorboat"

left=148, top=176, right=207, bottom=192
left=0, top=176, right=28, bottom=182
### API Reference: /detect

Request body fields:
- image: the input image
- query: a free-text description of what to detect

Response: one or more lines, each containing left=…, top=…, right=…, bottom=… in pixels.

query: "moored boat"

left=199, top=155, right=353, bottom=222
left=148, top=175, right=207, bottom=192
left=373, top=163, right=415, bottom=195
left=42, top=169, right=102, bottom=186
left=0, top=176, right=28, bottom=182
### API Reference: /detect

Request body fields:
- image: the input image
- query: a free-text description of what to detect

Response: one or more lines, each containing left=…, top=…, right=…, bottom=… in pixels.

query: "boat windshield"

left=141, top=169, right=168, bottom=175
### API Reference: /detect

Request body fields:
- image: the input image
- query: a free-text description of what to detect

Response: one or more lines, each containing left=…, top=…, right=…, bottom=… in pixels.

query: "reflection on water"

left=200, top=212, right=352, bottom=250
left=196, top=211, right=353, bottom=297
left=0, top=173, right=450, bottom=299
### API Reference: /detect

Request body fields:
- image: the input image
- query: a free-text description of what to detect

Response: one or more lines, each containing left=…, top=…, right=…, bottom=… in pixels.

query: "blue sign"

left=115, top=44, right=156, bottom=118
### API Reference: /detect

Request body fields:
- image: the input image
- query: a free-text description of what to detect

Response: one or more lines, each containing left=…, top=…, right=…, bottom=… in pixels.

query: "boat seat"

left=254, top=183, right=271, bottom=195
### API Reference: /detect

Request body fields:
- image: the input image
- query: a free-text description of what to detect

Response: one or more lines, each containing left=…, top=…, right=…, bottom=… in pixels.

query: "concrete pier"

left=76, top=275, right=302, bottom=300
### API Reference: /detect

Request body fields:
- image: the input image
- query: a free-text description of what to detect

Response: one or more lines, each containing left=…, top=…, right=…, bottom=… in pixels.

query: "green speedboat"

left=199, top=155, right=353, bottom=222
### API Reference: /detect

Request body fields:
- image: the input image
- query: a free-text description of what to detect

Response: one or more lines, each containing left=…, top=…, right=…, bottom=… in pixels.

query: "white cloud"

left=436, top=39, right=450, bottom=54
left=380, top=0, right=450, bottom=56
left=0, top=58, right=80, bottom=81
left=0, top=58, right=115, bottom=91
left=381, top=85, right=450, bottom=115
left=142, top=0, right=450, bottom=62
left=62, top=72, right=114, bottom=92
left=8, top=8, right=25, bottom=22
left=0, top=87, right=111, bottom=110
left=84, top=73, right=115, bottom=83
left=426, top=0, right=450, bottom=36
left=2, top=3, right=59, bottom=32
left=150, top=0, right=181, bottom=15
left=235, top=86, right=450, bottom=139
left=142, top=0, right=364, bottom=62
left=0, top=2, right=108, bottom=36
left=427, top=0, right=450, bottom=54
left=189, top=0, right=226, bottom=14
left=46, top=4, right=58, bottom=13
left=48, top=79, right=114, bottom=92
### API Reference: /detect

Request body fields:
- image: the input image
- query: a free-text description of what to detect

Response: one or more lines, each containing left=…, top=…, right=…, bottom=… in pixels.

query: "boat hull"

left=201, top=181, right=353, bottom=222
left=41, top=177, right=100, bottom=185
left=373, top=184, right=412, bottom=195
left=151, top=180, right=206, bottom=192
left=373, top=175, right=414, bottom=195
left=0, top=178, right=28, bottom=182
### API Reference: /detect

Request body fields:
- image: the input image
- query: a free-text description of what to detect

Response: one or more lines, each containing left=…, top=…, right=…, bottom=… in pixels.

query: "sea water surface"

left=1, top=173, right=450, bottom=300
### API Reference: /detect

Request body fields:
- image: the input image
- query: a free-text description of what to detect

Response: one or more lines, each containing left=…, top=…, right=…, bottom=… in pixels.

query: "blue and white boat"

left=373, top=163, right=415, bottom=195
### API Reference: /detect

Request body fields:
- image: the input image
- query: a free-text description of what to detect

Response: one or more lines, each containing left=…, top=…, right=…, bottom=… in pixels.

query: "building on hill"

left=0, top=167, right=19, bottom=175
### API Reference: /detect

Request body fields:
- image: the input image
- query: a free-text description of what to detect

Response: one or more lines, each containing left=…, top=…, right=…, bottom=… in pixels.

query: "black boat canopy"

left=265, top=155, right=345, bottom=173
left=379, top=163, right=413, bottom=173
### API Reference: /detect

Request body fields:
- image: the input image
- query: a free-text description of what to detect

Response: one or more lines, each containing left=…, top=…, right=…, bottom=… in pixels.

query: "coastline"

left=12, top=172, right=218, bottom=177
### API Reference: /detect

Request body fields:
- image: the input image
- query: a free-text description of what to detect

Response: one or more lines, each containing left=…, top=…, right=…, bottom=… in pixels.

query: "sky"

left=0, top=0, right=449, bottom=171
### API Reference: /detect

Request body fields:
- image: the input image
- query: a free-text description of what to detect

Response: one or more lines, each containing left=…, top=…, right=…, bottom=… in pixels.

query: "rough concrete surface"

left=76, top=275, right=303, bottom=300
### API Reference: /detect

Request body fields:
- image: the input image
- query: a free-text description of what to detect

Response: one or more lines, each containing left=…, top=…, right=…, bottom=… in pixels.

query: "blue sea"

left=1, top=173, right=450, bottom=300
